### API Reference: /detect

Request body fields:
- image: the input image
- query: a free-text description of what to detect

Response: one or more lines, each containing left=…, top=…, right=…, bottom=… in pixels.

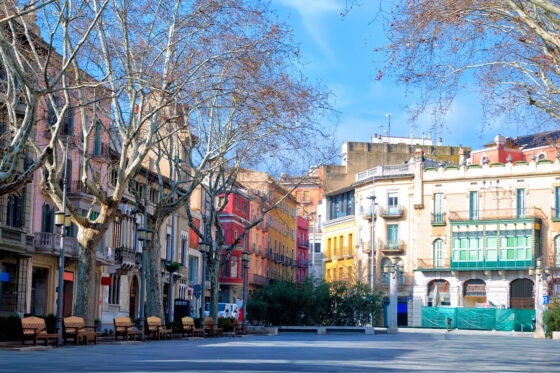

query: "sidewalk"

left=390, top=327, right=535, bottom=337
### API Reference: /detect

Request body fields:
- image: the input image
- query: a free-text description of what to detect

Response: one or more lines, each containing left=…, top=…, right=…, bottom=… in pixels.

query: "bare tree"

left=0, top=0, right=107, bottom=195
left=378, top=0, right=560, bottom=128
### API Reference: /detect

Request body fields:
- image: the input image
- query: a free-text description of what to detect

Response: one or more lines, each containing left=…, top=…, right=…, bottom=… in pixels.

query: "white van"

left=204, top=303, right=238, bottom=319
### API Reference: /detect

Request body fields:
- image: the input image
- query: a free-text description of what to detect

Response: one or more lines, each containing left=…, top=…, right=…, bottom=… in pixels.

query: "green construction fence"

left=421, top=307, right=534, bottom=331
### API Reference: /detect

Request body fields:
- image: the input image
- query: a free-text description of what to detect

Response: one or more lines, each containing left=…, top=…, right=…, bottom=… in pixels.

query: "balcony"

left=114, top=246, right=137, bottom=270
left=92, top=143, right=111, bottom=160
left=297, top=238, right=309, bottom=248
left=1, top=224, right=34, bottom=255
left=250, top=274, right=270, bottom=286
left=448, top=208, right=543, bottom=222
left=356, top=163, right=414, bottom=183
left=361, top=206, right=376, bottom=221
left=34, top=232, right=78, bottom=257
left=431, top=212, right=446, bottom=226
left=379, top=205, right=403, bottom=219
left=380, top=240, right=405, bottom=255
left=69, top=180, right=90, bottom=194
left=416, top=258, right=451, bottom=271
left=297, top=259, right=309, bottom=268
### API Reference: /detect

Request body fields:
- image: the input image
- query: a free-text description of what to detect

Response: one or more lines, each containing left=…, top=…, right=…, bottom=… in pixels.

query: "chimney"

left=438, top=137, right=443, bottom=146
left=428, top=131, right=432, bottom=140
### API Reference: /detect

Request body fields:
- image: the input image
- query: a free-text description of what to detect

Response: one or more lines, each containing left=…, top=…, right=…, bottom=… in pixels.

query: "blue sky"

left=270, top=0, right=508, bottom=151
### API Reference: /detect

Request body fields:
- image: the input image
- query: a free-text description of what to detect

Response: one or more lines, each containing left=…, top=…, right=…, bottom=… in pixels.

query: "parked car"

left=204, top=303, right=238, bottom=319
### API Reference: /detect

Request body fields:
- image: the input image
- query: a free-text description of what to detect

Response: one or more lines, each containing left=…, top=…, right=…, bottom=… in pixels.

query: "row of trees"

left=247, top=280, right=385, bottom=327
left=0, top=0, right=333, bottom=324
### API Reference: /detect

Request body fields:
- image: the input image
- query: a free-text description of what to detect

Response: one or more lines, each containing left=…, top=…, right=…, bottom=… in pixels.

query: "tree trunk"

left=145, top=225, right=164, bottom=320
left=208, top=259, right=220, bottom=321
left=74, top=227, right=104, bottom=326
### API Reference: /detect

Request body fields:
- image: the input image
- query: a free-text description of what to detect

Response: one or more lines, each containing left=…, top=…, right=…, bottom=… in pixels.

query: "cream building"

left=411, top=150, right=559, bottom=326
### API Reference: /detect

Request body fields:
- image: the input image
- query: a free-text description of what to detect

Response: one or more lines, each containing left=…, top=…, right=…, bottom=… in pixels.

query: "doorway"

left=129, top=276, right=138, bottom=319
left=62, top=272, right=74, bottom=317
left=31, top=267, right=49, bottom=316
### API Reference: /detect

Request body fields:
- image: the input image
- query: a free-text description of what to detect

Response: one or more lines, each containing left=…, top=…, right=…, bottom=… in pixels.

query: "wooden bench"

left=181, top=316, right=203, bottom=337
left=203, top=317, right=223, bottom=337
left=235, top=320, right=248, bottom=336
left=113, top=316, right=142, bottom=341
left=63, top=316, right=99, bottom=345
left=146, top=316, right=173, bottom=340
left=21, top=316, right=59, bottom=347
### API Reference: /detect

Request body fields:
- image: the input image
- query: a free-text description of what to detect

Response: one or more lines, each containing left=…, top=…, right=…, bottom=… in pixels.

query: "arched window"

left=427, top=280, right=450, bottom=306
left=433, top=239, right=444, bottom=268
left=555, top=235, right=560, bottom=267
left=510, top=279, right=534, bottom=309
left=538, top=153, right=546, bottom=160
left=481, top=156, right=488, bottom=165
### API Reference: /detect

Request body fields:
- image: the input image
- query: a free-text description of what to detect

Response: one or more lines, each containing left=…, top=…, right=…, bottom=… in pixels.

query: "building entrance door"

left=129, top=277, right=138, bottom=318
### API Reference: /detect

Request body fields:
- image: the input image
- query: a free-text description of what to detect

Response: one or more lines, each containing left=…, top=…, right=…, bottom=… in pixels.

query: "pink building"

left=296, top=216, right=309, bottom=283
left=29, top=96, right=112, bottom=318
left=218, top=187, right=251, bottom=304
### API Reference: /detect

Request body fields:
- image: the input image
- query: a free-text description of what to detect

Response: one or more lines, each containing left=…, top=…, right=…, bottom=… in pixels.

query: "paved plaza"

left=1, top=331, right=560, bottom=372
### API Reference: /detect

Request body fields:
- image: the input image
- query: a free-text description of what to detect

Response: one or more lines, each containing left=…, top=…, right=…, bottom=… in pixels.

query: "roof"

left=510, top=131, right=560, bottom=149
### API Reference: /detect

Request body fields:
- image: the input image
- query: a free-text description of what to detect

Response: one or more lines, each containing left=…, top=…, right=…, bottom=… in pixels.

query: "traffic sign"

left=544, top=295, right=550, bottom=305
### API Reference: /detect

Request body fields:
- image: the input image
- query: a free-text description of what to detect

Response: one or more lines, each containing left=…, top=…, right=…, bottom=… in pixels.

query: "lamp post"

left=241, top=250, right=250, bottom=325
left=366, top=194, right=377, bottom=292
left=167, top=157, right=185, bottom=323
left=55, top=137, right=71, bottom=345
left=198, top=240, right=209, bottom=318
left=137, top=226, right=152, bottom=340
left=529, top=257, right=550, bottom=338
left=384, top=257, right=402, bottom=334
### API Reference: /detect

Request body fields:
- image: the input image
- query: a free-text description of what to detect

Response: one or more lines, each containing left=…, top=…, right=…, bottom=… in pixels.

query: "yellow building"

left=323, top=216, right=356, bottom=283
left=322, top=186, right=357, bottom=283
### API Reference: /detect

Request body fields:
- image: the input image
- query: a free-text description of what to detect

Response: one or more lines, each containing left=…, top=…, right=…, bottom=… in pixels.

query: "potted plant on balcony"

left=165, top=261, right=181, bottom=273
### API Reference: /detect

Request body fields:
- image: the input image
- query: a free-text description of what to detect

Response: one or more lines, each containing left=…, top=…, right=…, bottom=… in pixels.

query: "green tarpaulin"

left=422, top=307, right=535, bottom=331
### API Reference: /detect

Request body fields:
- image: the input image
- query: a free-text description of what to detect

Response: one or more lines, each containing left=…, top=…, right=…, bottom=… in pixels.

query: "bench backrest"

left=203, top=317, right=214, bottom=328
left=182, top=316, right=194, bottom=328
left=64, top=316, right=85, bottom=332
left=21, top=316, right=47, bottom=335
left=146, top=316, right=162, bottom=331
left=114, top=316, right=132, bottom=332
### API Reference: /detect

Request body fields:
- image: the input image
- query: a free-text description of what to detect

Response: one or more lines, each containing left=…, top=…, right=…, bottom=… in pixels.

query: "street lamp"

left=55, top=136, right=70, bottom=345
left=198, top=240, right=210, bottom=318
left=529, top=257, right=551, bottom=338
left=168, top=157, right=185, bottom=323
left=384, top=257, right=402, bottom=334
left=241, top=250, right=250, bottom=326
left=137, top=226, right=152, bottom=340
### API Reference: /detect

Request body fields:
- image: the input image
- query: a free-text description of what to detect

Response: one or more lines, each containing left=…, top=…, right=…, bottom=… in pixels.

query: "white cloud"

left=273, top=0, right=343, bottom=60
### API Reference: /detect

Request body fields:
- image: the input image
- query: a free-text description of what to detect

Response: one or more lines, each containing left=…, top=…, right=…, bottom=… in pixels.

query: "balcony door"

left=433, top=239, right=444, bottom=268
left=469, top=191, right=479, bottom=220
left=387, top=192, right=398, bottom=214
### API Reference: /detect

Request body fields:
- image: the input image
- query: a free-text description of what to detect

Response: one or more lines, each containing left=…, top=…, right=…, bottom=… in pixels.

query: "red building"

left=218, top=188, right=251, bottom=304
left=296, top=216, right=309, bottom=283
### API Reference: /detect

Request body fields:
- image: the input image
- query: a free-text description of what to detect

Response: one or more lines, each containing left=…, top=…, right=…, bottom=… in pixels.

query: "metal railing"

left=92, top=143, right=111, bottom=159
left=114, top=246, right=137, bottom=269
left=431, top=212, right=446, bottom=225
left=34, top=232, right=79, bottom=256
left=448, top=208, right=544, bottom=221
left=250, top=274, right=270, bottom=285
left=356, top=163, right=414, bottom=182
left=381, top=240, right=406, bottom=253
left=379, top=205, right=403, bottom=218
left=297, top=238, right=309, bottom=248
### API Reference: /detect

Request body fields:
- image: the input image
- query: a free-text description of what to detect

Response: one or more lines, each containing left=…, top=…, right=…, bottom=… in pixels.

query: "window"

left=433, top=193, right=444, bottom=223
left=63, top=109, right=74, bottom=135
left=538, top=153, right=546, bottom=160
left=181, top=233, right=188, bottom=266
left=108, top=275, right=121, bottom=305
left=500, top=234, right=531, bottom=261
left=188, top=256, right=199, bottom=283
left=112, top=217, right=122, bottom=248
left=452, top=234, right=483, bottom=262
left=165, top=227, right=172, bottom=260
left=387, top=224, right=399, bottom=247
left=469, top=191, right=479, bottom=220
left=234, top=198, right=239, bottom=210
left=6, top=193, right=24, bottom=228
left=149, top=187, right=158, bottom=204
left=42, top=203, right=54, bottom=233
left=94, top=120, right=102, bottom=155
left=516, top=189, right=526, bottom=218
left=387, top=192, right=398, bottom=212
left=110, top=168, right=118, bottom=186
left=556, top=187, right=560, bottom=219
left=433, top=239, right=444, bottom=268
left=47, top=96, right=60, bottom=126
left=241, top=202, right=248, bottom=214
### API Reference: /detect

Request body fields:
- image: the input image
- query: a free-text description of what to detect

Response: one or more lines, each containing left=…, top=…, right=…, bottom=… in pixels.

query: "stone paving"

left=0, top=331, right=559, bottom=372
